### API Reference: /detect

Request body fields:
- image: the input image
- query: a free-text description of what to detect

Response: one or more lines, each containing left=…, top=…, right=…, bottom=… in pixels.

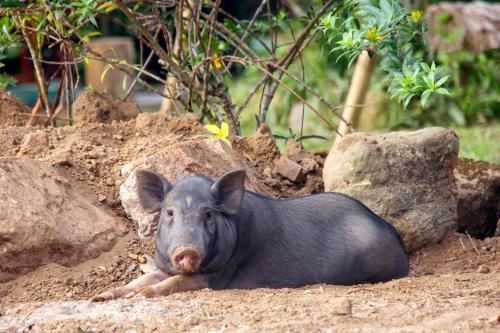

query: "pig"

left=91, top=169, right=408, bottom=301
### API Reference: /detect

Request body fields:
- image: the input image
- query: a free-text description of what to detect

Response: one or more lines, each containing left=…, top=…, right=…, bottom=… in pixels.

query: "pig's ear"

left=135, top=169, right=171, bottom=213
left=211, top=169, right=246, bottom=215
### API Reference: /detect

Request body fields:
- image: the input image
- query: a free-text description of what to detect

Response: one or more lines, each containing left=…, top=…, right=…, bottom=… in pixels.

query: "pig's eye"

left=166, top=209, right=174, bottom=218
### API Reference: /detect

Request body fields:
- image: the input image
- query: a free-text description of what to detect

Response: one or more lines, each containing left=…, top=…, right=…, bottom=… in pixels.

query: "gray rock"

left=323, top=127, right=459, bottom=252
left=119, top=139, right=266, bottom=239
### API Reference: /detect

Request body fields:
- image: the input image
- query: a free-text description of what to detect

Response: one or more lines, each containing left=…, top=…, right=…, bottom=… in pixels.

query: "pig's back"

left=228, top=192, right=408, bottom=289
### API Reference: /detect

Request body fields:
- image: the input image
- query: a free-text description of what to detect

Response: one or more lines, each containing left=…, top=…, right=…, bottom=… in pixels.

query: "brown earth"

left=0, top=97, right=498, bottom=332
left=0, top=89, right=32, bottom=128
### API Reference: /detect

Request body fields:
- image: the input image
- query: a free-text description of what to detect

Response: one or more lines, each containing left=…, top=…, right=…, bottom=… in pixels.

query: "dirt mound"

left=73, top=91, right=140, bottom=124
left=0, top=89, right=31, bottom=128
left=0, top=157, right=127, bottom=282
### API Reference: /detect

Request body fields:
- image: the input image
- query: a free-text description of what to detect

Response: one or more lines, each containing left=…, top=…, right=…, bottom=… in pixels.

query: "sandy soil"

left=0, top=99, right=498, bottom=332
left=0, top=232, right=498, bottom=332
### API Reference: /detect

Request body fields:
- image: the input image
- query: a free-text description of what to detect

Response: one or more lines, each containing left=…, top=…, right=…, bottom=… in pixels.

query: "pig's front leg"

left=90, top=269, right=171, bottom=302
left=125, top=274, right=209, bottom=299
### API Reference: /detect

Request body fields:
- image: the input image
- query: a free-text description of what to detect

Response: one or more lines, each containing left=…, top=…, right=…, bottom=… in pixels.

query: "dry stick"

left=20, top=25, right=54, bottom=124
left=259, top=0, right=338, bottom=122
left=116, top=3, right=190, bottom=84
left=199, top=12, right=261, bottom=60
left=465, top=231, right=481, bottom=256
left=226, top=57, right=339, bottom=134
left=159, top=0, right=195, bottom=115
left=123, top=27, right=161, bottom=101
left=84, top=47, right=184, bottom=111
left=27, top=97, right=43, bottom=127
left=199, top=0, right=221, bottom=122
left=209, top=0, right=272, bottom=60
left=45, top=68, right=67, bottom=126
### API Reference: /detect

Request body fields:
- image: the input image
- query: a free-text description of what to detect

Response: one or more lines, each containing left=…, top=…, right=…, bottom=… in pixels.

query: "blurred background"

left=1, top=0, right=498, bottom=162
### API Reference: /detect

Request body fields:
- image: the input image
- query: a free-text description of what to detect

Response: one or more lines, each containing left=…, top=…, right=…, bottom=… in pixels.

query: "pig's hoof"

left=131, top=286, right=157, bottom=298
left=89, top=291, right=115, bottom=302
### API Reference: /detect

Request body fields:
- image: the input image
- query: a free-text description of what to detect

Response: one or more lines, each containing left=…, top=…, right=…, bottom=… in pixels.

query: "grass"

left=451, top=123, right=500, bottom=164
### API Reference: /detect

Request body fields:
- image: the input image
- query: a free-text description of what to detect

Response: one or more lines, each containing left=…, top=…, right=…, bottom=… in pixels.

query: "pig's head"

left=135, top=169, right=245, bottom=275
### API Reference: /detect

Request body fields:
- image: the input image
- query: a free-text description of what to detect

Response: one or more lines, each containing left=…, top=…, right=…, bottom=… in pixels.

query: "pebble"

left=477, top=265, right=490, bottom=274
left=127, top=263, right=137, bottom=273
left=331, top=297, right=352, bottom=315
left=128, top=253, right=139, bottom=261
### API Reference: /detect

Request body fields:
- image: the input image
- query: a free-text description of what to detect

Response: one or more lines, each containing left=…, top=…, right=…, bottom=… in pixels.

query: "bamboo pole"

left=335, top=50, right=376, bottom=141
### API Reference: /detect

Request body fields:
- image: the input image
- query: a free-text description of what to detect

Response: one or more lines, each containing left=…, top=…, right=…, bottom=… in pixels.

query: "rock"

left=331, top=297, right=352, bottom=315
left=454, top=158, right=500, bottom=239
left=324, top=127, right=459, bottom=252
left=18, top=131, right=49, bottom=156
left=0, top=157, right=125, bottom=282
left=276, top=157, right=303, bottom=182
left=477, top=265, right=490, bottom=274
left=0, top=89, right=32, bottom=129
left=120, top=139, right=267, bottom=238
left=73, top=91, right=140, bottom=124
left=126, top=263, right=137, bottom=273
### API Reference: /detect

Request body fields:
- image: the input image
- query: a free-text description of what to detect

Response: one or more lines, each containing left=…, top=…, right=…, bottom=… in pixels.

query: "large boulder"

left=0, top=157, right=125, bottom=281
left=454, top=158, right=500, bottom=238
left=323, top=127, right=459, bottom=252
left=120, top=139, right=267, bottom=238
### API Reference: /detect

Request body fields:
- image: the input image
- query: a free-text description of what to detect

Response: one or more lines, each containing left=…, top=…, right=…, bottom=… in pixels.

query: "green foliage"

left=0, top=0, right=108, bottom=67
left=0, top=72, right=17, bottom=89
left=318, top=0, right=450, bottom=108
left=452, top=124, right=500, bottom=164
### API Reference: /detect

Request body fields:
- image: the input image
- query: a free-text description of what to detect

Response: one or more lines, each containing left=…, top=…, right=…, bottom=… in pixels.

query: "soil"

left=0, top=89, right=33, bottom=129
left=0, top=232, right=498, bottom=332
left=0, top=96, right=498, bottom=332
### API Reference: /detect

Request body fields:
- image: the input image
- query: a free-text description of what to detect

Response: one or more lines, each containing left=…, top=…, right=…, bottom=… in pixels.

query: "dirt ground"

left=0, top=232, right=498, bottom=332
left=0, top=97, right=498, bottom=332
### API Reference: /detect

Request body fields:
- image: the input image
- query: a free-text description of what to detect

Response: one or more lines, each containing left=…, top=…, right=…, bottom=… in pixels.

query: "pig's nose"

left=173, top=249, right=202, bottom=273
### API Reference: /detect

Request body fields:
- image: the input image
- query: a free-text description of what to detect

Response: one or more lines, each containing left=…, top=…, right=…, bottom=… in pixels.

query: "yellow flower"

left=411, top=10, right=423, bottom=23
left=205, top=122, right=231, bottom=146
left=365, top=28, right=385, bottom=43
left=212, top=55, right=223, bottom=69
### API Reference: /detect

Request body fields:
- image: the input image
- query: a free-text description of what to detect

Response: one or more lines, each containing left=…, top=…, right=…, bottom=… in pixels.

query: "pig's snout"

left=173, top=249, right=202, bottom=274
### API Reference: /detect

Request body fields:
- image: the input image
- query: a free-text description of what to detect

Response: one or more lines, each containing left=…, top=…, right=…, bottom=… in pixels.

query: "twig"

left=465, top=231, right=481, bottom=256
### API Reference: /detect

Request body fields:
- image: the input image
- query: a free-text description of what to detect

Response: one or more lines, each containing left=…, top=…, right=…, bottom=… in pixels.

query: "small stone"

left=477, top=265, right=490, bottom=274
left=126, top=263, right=137, bottom=273
left=138, top=256, right=146, bottom=264
left=66, top=292, right=73, bottom=298
left=98, top=195, right=106, bottom=202
left=276, top=157, right=303, bottom=182
left=331, top=297, right=352, bottom=315
left=128, top=252, right=139, bottom=261
left=113, top=134, right=124, bottom=141
left=263, top=167, right=273, bottom=179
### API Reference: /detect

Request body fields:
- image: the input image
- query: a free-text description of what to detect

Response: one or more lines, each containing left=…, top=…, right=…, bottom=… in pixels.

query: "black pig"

left=91, top=169, right=408, bottom=301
